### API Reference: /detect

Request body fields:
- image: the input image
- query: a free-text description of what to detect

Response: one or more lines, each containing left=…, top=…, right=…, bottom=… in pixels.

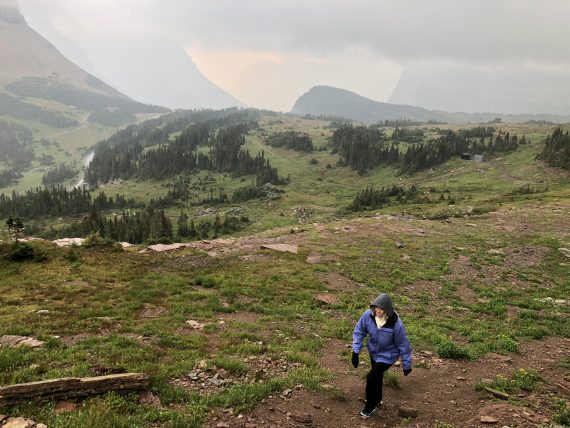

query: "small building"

left=473, top=154, right=485, bottom=163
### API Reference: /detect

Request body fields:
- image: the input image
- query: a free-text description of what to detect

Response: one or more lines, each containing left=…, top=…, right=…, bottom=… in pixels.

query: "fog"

left=18, top=0, right=570, bottom=113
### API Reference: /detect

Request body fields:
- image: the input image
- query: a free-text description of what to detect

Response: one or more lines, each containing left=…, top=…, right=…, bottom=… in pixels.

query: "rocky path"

left=205, top=336, right=569, bottom=428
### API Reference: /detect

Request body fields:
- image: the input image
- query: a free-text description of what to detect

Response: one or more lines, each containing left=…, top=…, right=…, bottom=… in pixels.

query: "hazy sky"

left=18, top=0, right=570, bottom=112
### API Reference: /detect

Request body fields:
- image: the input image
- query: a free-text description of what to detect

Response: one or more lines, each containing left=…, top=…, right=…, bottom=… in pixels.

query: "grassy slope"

left=0, top=117, right=569, bottom=426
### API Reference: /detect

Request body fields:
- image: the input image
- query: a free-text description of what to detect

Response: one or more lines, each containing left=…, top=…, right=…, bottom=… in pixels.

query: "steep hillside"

left=0, top=0, right=167, bottom=129
left=292, top=85, right=570, bottom=124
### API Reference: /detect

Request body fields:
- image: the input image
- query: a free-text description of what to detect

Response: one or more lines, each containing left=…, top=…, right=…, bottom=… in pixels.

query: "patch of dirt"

left=306, top=251, right=338, bottom=264
left=318, top=271, right=365, bottom=292
left=217, top=311, right=261, bottom=324
left=215, top=336, right=570, bottom=427
left=503, top=245, right=548, bottom=268
left=138, top=304, right=166, bottom=319
left=455, top=284, right=478, bottom=305
left=173, top=355, right=303, bottom=396
left=397, top=280, right=440, bottom=300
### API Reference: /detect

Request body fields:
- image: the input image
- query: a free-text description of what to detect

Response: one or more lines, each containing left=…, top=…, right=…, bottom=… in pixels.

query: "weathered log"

left=0, top=373, right=149, bottom=404
left=483, top=386, right=510, bottom=400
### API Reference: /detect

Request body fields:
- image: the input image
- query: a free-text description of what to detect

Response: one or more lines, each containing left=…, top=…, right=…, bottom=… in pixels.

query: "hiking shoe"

left=359, top=407, right=376, bottom=418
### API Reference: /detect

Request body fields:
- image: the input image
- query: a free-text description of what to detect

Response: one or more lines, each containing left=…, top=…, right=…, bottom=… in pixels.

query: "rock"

left=36, top=310, right=50, bottom=315
left=2, top=418, right=36, bottom=428
left=139, top=390, right=161, bottom=406
left=481, top=415, right=499, bottom=423
left=186, top=320, right=206, bottom=330
left=315, top=294, right=340, bottom=306
left=147, top=243, right=190, bottom=252
left=245, top=423, right=257, bottom=428
left=54, top=400, right=78, bottom=414
left=0, top=335, right=44, bottom=348
left=487, top=249, right=504, bottom=255
left=401, top=254, right=411, bottom=261
left=0, top=415, right=7, bottom=424
left=52, top=237, right=85, bottom=247
left=395, top=242, right=405, bottom=249
left=397, top=406, right=419, bottom=418
left=558, top=248, right=570, bottom=258
left=36, top=425, right=48, bottom=428
left=281, top=388, right=292, bottom=396
left=216, top=423, right=230, bottom=428
left=290, top=412, right=313, bottom=424
left=260, top=244, right=298, bottom=254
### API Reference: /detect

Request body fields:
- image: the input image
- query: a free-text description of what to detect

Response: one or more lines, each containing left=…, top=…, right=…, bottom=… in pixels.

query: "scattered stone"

left=290, top=411, right=313, bottom=424
left=186, top=319, right=206, bottom=330
left=147, top=243, right=191, bottom=252
left=481, top=415, right=499, bottom=423
left=53, top=237, right=84, bottom=247
left=36, top=310, right=50, bottom=315
left=487, top=249, right=504, bottom=255
left=260, top=244, right=298, bottom=254
left=0, top=335, right=44, bottom=348
left=138, top=390, right=161, bottom=406
left=401, top=254, right=411, bottom=262
left=559, top=248, right=570, bottom=258
left=315, top=294, right=340, bottom=306
left=54, top=400, right=78, bottom=414
left=281, top=388, right=292, bottom=396
left=456, top=376, right=467, bottom=381
left=397, top=406, right=419, bottom=418
left=395, top=242, right=405, bottom=249
left=2, top=418, right=35, bottom=428
left=216, top=423, right=230, bottom=428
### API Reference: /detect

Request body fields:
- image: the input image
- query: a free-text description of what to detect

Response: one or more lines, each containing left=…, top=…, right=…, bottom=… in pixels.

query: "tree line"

left=537, top=126, right=570, bottom=169
left=332, top=124, right=526, bottom=174
left=264, top=131, right=314, bottom=152
left=0, top=120, right=35, bottom=186
left=85, top=111, right=283, bottom=187
left=42, top=163, right=78, bottom=185
left=43, top=207, right=248, bottom=244
left=0, top=185, right=138, bottom=219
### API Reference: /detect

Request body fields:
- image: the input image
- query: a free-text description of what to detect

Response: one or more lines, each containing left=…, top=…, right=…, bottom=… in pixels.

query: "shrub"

left=383, top=371, right=401, bottom=388
left=436, top=340, right=471, bottom=359
left=512, top=368, right=542, bottom=391
left=5, top=242, right=34, bottom=261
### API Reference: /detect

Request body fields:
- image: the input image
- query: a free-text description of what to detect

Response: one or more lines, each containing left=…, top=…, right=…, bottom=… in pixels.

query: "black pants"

left=364, top=354, right=392, bottom=412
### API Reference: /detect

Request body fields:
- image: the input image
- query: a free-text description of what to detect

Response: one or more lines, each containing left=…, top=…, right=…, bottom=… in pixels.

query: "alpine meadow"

left=1, top=1, right=569, bottom=428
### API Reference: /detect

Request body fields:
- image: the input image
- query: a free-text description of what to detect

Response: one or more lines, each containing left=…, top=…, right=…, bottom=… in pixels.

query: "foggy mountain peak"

left=0, top=0, right=24, bottom=24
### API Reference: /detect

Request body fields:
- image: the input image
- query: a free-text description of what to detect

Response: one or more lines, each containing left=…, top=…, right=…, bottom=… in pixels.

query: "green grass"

left=0, top=118, right=569, bottom=426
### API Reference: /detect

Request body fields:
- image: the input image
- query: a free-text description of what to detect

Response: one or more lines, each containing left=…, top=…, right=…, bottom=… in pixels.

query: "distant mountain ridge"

left=291, top=86, right=570, bottom=124
left=0, top=0, right=166, bottom=128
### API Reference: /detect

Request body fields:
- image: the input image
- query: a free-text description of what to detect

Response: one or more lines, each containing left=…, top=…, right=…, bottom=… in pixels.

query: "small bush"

left=436, top=340, right=471, bottom=359
left=512, top=368, right=542, bottom=391
left=553, top=400, right=570, bottom=426
left=6, top=242, right=34, bottom=260
left=383, top=371, right=401, bottom=388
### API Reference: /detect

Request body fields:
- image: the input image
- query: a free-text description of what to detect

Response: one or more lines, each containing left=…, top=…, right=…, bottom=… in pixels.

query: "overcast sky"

left=18, top=0, right=570, bottom=112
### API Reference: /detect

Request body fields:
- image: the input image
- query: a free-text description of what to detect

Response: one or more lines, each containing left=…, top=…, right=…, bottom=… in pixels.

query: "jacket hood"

left=370, top=293, right=394, bottom=316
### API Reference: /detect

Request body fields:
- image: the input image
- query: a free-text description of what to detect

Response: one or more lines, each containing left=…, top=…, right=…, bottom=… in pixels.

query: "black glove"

left=403, top=368, right=412, bottom=376
left=351, top=352, right=359, bottom=368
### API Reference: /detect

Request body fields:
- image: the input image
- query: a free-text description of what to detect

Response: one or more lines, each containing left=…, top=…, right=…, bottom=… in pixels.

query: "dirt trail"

left=205, top=335, right=569, bottom=428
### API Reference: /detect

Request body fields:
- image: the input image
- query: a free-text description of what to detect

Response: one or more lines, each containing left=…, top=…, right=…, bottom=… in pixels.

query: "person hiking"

left=351, top=293, right=412, bottom=418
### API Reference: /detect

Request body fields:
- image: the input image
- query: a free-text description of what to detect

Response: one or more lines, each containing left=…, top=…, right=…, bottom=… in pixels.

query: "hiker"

left=351, top=293, right=412, bottom=418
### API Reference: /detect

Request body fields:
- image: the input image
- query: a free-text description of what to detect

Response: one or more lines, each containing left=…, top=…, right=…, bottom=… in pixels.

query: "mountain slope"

left=292, top=85, right=570, bottom=124
left=0, top=0, right=166, bottom=128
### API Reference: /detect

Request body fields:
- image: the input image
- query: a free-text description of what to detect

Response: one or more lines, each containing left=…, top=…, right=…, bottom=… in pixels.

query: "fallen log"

left=0, top=373, right=149, bottom=404
left=483, top=386, right=510, bottom=400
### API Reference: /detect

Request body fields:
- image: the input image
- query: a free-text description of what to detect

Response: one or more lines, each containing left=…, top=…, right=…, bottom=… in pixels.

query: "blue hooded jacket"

left=352, top=309, right=412, bottom=370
